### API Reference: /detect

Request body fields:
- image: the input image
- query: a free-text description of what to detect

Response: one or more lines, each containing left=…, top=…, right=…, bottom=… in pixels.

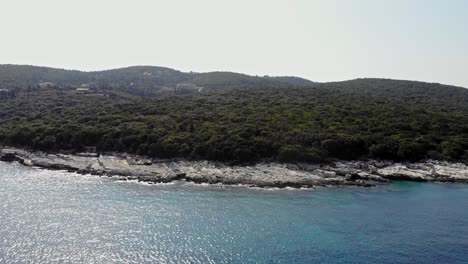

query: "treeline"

left=1, top=78, right=468, bottom=164
left=0, top=65, right=314, bottom=97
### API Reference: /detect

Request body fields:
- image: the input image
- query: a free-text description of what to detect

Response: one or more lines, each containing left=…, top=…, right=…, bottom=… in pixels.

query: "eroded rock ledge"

left=1, top=148, right=468, bottom=188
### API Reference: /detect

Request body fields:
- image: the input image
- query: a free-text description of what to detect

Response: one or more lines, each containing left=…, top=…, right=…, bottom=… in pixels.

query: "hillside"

left=318, top=78, right=468, bottom=113
left=0, top=65, right=314, bottom=96
left=192, top=72, right=314, bottom=89
left=0, top=67, right=467, bottom=164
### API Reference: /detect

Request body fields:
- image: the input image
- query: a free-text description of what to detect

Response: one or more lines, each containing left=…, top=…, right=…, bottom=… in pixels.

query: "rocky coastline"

left=1, top=147, right=468, bottom=188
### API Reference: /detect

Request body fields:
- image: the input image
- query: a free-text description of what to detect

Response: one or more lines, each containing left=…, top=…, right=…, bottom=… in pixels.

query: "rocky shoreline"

left=1, top=147, right=468, bottom=188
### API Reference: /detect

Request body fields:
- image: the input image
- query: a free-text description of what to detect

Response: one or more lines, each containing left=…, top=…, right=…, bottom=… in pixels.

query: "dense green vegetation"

left=1, top=65, right=467, bottom=164
left=0, top=65, right=314, bottom=96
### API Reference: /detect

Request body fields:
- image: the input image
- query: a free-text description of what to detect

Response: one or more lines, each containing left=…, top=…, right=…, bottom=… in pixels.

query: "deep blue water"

left=0, top=162, right=467, bottom=264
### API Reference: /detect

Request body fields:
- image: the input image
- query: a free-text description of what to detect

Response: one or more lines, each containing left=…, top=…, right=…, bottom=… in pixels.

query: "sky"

left=1, top=0, right=468, bottom=87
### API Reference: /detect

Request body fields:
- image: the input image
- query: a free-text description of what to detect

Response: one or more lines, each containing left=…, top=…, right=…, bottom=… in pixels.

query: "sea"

left=0, top=161, right=467, bottom=264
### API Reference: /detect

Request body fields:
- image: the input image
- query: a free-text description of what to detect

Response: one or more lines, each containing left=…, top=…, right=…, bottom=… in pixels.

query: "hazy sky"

left=1, top=0, right=467, bottom=87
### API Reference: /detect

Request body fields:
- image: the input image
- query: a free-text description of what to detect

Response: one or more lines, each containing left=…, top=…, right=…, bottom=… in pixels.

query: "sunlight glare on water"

left=0, top=162, right=468, bottom=263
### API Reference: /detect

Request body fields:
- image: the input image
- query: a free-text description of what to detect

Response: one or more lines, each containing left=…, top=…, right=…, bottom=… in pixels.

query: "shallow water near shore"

left=1, top=162, right=467, bottom=263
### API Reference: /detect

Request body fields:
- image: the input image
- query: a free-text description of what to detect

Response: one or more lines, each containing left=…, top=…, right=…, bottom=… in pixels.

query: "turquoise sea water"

left=0, top=162, right=467, bottom=264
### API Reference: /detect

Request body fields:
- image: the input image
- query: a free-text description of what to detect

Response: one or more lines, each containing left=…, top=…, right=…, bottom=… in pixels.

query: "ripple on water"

left=0, top=162, right=468, bottom=264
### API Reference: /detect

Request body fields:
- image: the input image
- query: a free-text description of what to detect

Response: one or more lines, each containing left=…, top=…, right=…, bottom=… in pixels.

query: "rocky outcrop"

left=1, top=148, right=468, bottom=188
left=0, top=152, right=17, bottom=162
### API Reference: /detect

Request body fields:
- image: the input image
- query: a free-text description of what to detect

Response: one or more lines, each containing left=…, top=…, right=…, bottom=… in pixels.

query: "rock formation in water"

left=1, top=148, right=467, bottom=188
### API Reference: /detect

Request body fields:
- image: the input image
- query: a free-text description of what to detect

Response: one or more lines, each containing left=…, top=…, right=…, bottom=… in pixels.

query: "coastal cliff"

left=2, top=148, right=467, bottom=188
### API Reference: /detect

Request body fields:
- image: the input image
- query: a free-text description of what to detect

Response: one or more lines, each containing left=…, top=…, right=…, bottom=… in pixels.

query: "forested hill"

left=318, top=78, right=468, bottom=112
left=0, top=65, right=315, bottom=96
left=0, top=64, right=467, bottom=164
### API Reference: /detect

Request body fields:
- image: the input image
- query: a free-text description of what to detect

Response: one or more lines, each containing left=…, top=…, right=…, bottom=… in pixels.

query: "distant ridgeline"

left=0, top=65, right=314, bottom=96
left=0, top=64, right=467, bottom=163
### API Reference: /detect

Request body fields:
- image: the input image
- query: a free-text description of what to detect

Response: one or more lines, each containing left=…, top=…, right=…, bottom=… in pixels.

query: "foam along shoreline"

left=1, top=148, right=468, bottom=188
